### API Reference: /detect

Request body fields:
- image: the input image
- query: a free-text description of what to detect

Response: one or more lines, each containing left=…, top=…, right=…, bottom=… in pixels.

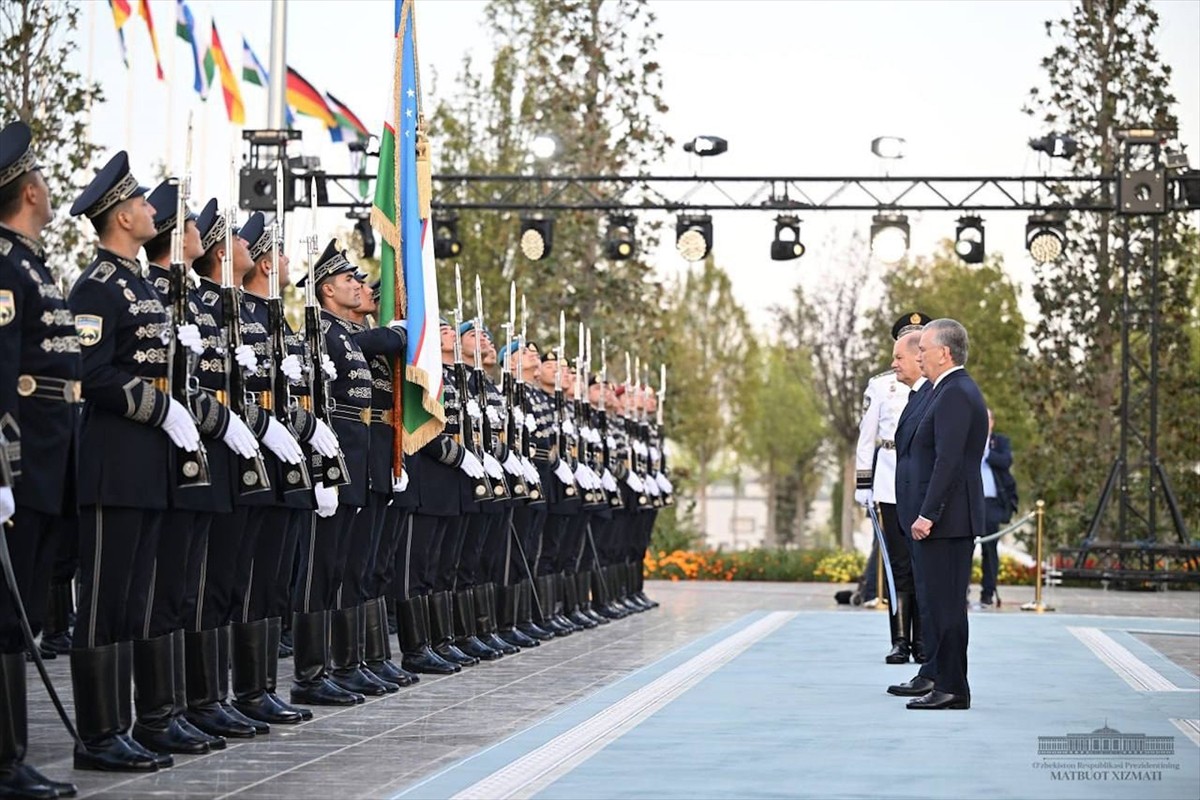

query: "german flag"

left=286, top=67, right=337, bottom=129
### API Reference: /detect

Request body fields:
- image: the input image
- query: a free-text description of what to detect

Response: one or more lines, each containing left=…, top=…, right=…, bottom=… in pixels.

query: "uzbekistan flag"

left=286, top=67, right=338, bottom=136
left=371, top=0, right=444, bottom=454
left=242, top=37, right=269, bottom=87
left=108, top=0, right=131, bottom=67
left=137, top=0, right=165, bottom=80
left=326, top=92, right=371, bottom=142
left=205, top=21, right=244, bottom=124
left=175, top=0, right=206, bottom=98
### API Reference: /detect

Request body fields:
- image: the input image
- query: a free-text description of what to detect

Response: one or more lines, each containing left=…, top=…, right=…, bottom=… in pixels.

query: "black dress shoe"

left=0, top=763, right=58, bottom=799
left=13, top=764, right=77, bottom=798
left=887, top=676, right=935, bottom=696
left=233, top=692, right=305, bottom=725
left=132, top=717, right=211, bottom=754
left=885, top=642, right=911, bottom=664
left=175, top=716, right=226, bottom=750
left=220, top=701, right=269, bottom=734
left=290, top=678, right=363, bottom=706
left=906, top=690, right=970, bottom=710
left=72, top=737, right=160, bottom=773
left=184, top=703, right=256, bottom=739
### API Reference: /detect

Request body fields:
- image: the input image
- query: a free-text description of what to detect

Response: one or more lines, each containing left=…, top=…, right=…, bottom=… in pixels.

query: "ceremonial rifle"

left=600, top=339, right=623, bottom=509
left=500, top=281, right=529, bottom=500
left=473, top=275, right=506, bottom=499
left=555, top=311, right=577, bottom=498
left=453, top=265, right=493, bottom=501
left=516, top=293, right=541, bottom=501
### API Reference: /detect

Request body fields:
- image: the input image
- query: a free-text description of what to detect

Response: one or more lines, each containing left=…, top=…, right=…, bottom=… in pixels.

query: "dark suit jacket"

left=985, top=432, right=1018, bottom=520
left=896, top=369, right=988, bottom=540
left=894, top=381, right=932, bottom=536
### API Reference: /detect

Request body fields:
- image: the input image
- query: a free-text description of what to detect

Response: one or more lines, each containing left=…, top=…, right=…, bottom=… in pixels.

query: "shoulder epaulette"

left=0, top=238, right=12, bottom=257
left=89, top=262, right=116, bottom=283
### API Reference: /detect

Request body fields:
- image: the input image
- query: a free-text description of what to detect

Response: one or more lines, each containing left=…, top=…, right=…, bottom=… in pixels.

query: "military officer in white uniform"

left=855, top=312, right=931, bottom=665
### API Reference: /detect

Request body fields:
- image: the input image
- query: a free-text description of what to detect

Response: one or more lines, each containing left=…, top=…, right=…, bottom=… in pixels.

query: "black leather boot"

left=496, top=583, right=538, bottom=648
left=516, top=579, right=554, bottom=641
left=278, top=617, right=293, bottom=659
left=476, top=584, right=519, bottom=654
left=231, top=620, right=304, bottom=724
left=364, top=598, right=416, bottom=687
left=330, top=606, right=396, bottom=695
left=885, top=593, right=913, bottom=664
left=217, top=626, right=268, bottom=733
left=264, top=618, right=312, bottom=720
left=453, top=590, right=502, bottom=661
left=911, top=596, right=929, bottom=663
left=562, top=573, right=598, bottom=629
left=591, top=568, right=626, bottom=620
left=38, top=581, right=74, bottom=658
left=171, top=630, right=224, bottom=750
left=131, top=634, right=210, bottom=754
left=430, top=592, right=477, bottom=666
left=625, top=563, right=653, bottom=611
left=615, top=564, right=644, bottom=613
left=541, top=575, right=579, bottom=634
left=183, top=629, right=256, bottom=739
left=576, top=571, right=608, bottom=625
left=118, top=642, right=172, bottom=767
left=397, top=596, right=458, bottom=675
left=632, top=561, right=658, bottom=609
left=290, top=611, right=363, bottom=706
left=3, top=650, right=75, bottom=797
left=70, top=645, right=159, bottom=772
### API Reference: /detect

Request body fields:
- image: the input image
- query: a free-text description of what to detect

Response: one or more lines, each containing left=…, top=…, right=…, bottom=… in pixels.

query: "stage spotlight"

left=682, top=136, right=728, bottom=157
left=870, top=136, right=907, bottom=160
left=350, top=213, right=376, bottom=260
left=675, top=214, right=713, bottom=262
left=604, top=214, right=637, bottom=260
left=870, top=212, right=909, bottom=265
left=530, top=134, right=560, bottom=160
left=1178, top=170, right=1200, bottom=210
left=954, top=215, right=985, bottom=264
left=770, top=215, right=805, bottom=261
left=1029, top=133, right=1079, bottom=159
left=433, top=215, right=462, bottom=260
left=519, top=216, right=554, bottom=261
left=1025, top=212, right=1068, bottom=264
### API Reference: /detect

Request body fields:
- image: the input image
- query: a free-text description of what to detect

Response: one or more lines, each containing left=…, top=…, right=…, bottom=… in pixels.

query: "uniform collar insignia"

left=0, top=224, right=44, bottom=258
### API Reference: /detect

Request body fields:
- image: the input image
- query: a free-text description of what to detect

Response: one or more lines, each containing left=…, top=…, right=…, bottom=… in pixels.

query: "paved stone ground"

left=19, top=581, right=1200, bottom=799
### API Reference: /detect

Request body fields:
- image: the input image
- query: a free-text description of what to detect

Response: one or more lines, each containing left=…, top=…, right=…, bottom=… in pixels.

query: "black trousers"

left=878, top=503, right=914, bottom=594
left=229, top=505, right=268, bottom=624
left=368, top=503, right=406, bottom=600
left=195, top=511, right=242, bottom=631
left=537, top=514, right=571, bottom=576
left=74, top=506, right=162, bottom=648
left=590, top=516, right=618, bottom=566
left=271, top=509, right=306, bottom=619
left=912, top=535, right=973, bottom=697
left=0, top=508, right=61, bottom=652
left=182, top=513, right=213, bottom=632
left=293, top=505, right=355, bottom=613
left=509, top=504, right=547, bottom=586
left=51, top=514, right=79, bottom=585
left=339, top=493, right=387, bottom=609
left=434, top=515, right=470, bottom=593
left=480, top=507, right=515, bottom=585
left=457, top=512, right=491, bottom=589
left=557, top=512, right=589, bottom=573
left=402, top=514, right=447, bottom=598
left=135, top=509, right=197, bottom=639
left=234, top=506, right=292, bottom=624
left=979, top=497, right=1007, bottom=601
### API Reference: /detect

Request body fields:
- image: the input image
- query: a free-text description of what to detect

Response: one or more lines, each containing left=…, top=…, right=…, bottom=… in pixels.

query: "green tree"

left=662, top=256, right=751, bottom=535
left=429, top=0, right=672, bottom=359
left=737, top=342, right=826, bottom=546
left=1023, top=0, right=1199, bottom=544
left=0, top=0, right=103, bottom=282
left=870, top=242, right=1032, bottom=468
left=775, top=236, right=879, bottom=551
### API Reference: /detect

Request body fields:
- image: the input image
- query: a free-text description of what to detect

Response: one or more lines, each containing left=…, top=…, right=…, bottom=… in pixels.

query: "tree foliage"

left=428, top=0, right=672, bottom=358
left=1022, top=0, right=1199, bottom=545
left=0, top=0, right=103, bottom=282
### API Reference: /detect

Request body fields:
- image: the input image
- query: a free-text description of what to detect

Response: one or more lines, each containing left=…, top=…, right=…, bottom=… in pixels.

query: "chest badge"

left=123, top=287, right=138, bottom=303
left=0, top=289, right=14, bottom=326
left=76, top=313, right=103, bottom=346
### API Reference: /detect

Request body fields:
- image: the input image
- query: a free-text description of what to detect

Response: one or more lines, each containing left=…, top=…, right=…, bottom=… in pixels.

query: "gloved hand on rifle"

left=176, top=323, right=205, bottom=356
left=280, top=354, right=303, bottom=383
left=235, top=343, right=259, bottom=375
left=854, top=489, right=873, bottom=508
left=161, top=398, right=201, bottom=451
left=321, top=353, right=338, bottom=381
left=553, top=460, right=575, bottom=486
left=307, top=418, right=340, bottom=459
left=222, top=413, right=260, bottom=458
left=482, top=452, right=504, bottom=481
left=459, top=450, right=485, bottom=479
left=262, top=417, right=303, bottom=464
left=314, top=482, right=338, bottom=518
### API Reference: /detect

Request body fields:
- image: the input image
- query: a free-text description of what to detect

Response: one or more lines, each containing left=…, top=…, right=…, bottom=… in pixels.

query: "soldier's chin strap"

left=0, top=519, right=83, bottom=748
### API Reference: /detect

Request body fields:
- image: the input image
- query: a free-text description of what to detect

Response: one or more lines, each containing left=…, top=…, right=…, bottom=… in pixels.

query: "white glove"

left=262, top=416, right=304, bottom=464
left=466, top=399, right=482, bottom=419
left=321, top=353, right=337, bottom=381
left=524, top=413, right=537, bottom=433
left=606, top=435, right=617, bottom=450
left=393, top=470, right=410, bottom=493
left=656, top=472, right=673, bottom=494
left=521, top=455, right=541, bottom=484
left=161, top=397, right=201, bottom=451
left=632, top=439, right=648, bottom=456
left=650, top=446, right=661, bottom=461
left=502, top=451, right=524, bottom=477
left=854, top=489, right=873, bottom=507
left=625, top=471, right=645, bottom=492
left=482, top=452, right=504, bottom=481
left=645, top=475, right=661, bottom=496
left=562, top=419, right=575, bottom=436
left=602, top=469, right=618, bottom=493
left=315, top=482, right=338, bottom=517
left=0, top=487, right=14, bottom=525
left=308, top=418, right=340, bottom=459
left=235, top=343, right=259, bottom=375
left=222, top=413, right=260, bottom=458
left=280, top=353, right=303, bottom=383
left=176, top=323, right=204, bottom=355
left=388, top=319, right=408, bottom=332
left=459, top=449, right=485, bottom=479
left=554, top=460, right=575, bottom=486
left=486, top=406, right=501, bottom=426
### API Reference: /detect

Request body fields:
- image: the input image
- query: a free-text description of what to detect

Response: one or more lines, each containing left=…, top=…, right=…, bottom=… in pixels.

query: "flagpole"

left=126, top=58, right=135, bottom=153
left=167, top=7, right=176, bottom=169
left=85, top=0, right=97, bottom=147
left=390, top=0, right=408, bottom=478
left=267, top=0, right=287, bottom=129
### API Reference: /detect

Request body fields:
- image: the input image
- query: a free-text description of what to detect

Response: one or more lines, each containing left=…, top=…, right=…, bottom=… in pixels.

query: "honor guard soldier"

left=0, top=120, right=81, bottom=799
left=67, top=151, right=203, bottom=772
left=855, top=311, right=932, bottom=665
left=290, top=241, right=405, bottom=705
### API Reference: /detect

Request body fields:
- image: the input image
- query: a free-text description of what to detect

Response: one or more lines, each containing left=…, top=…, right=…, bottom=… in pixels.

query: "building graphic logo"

left=1038, top=723, right=1175, bottom=756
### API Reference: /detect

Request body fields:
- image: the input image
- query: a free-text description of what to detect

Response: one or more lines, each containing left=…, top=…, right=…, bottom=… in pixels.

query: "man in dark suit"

left=887, top=319, right=987, bottom=710
left=978, top=410, right=1017, bottom=607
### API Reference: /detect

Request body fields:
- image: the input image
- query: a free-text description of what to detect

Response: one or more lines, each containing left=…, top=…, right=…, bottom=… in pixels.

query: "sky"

left=82, top=0, right=1200, bottom=329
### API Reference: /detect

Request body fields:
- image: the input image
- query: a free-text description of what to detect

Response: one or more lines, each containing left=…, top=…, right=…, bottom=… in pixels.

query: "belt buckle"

left=360, top=408, right=371, bottom=425
left=16, top=375, right=35, bottom=397
left=65, top=380, right=81, bottom=403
